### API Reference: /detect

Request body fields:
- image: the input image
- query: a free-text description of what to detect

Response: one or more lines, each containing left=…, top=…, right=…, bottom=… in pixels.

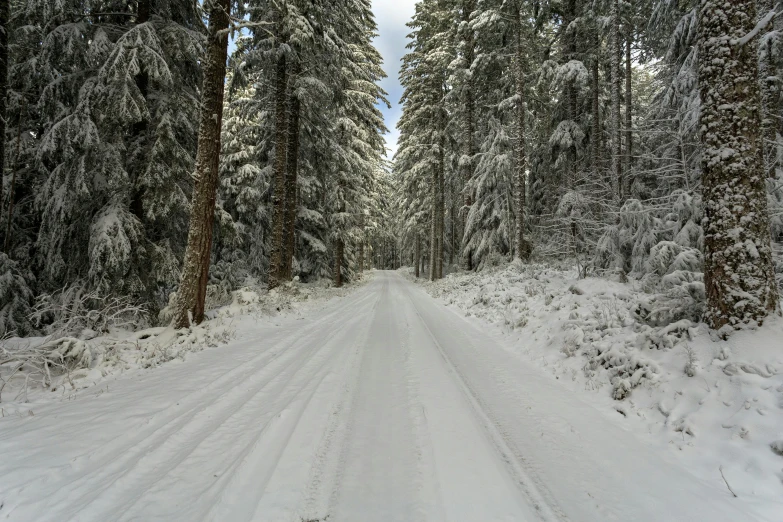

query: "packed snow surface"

left=0, top=272, right=776, bottom=521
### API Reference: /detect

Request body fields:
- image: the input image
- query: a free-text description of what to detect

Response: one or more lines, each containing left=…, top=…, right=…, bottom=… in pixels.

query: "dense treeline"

left=2, top=0, right=782, bottom=338
left=395, top=0, right=782, bottom=334
left=0, top=0, right=389, bottom=334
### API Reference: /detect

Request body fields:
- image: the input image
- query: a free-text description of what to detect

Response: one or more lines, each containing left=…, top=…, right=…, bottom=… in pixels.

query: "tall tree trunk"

left=592, top=55, right=601, bottom=175
left=129, top=0, right=150, bottom=221
left=611, top=0, right=622, bottom=202
left=334, top=238, right=343, bottom=287
left=565, top=0, right=578, bottom=189
left=460, top=0, right=476, bottom=271
left=415, top=234, right=421, bottom=278
left=515, top=7, right=530, bottom=261
left=0, top=0, right=8, bottom=227
left=358, top=215, right=365, bottom=274
left=268, top=51, right=289, bottom=289
left=449, top=177, right=455, bottom=266
left=624, top=21, right=633, bottom=197
left=699, top=0, right=780, bottom=332
left=429, top=208, right=436, bottom=281
left=283, top=70, right=301, bottom=281
left=173, top=0, right=231, bottom=328
left=437, top=118, right=445, bottom=279
left=759, top=0, right=778, bottom=179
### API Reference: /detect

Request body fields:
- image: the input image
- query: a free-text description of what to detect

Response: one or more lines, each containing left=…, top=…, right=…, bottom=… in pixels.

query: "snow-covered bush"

left=206, top=258, right=246, bottom=310
left=0, top=337, right=97, bottom=399
left=595, top=192, right=703, bottom=279
left=595, top=199, right=658, bottom=276
left=646, top=241, right=702, bottom=277
left=29, top=285, right=149, bottom=337
left=556, top=190, right=593, bottom=276
left=0, top=253, right=34, bottom=337
left=585, top=342, right=659, bottom=400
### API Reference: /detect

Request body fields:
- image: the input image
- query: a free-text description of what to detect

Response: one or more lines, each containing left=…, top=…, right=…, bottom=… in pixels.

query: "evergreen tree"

left=173, top=0, right=233, bottom=328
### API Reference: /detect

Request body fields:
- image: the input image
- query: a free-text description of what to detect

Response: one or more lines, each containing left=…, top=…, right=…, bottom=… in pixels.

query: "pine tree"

left=173, top=0, right=232, bottom=328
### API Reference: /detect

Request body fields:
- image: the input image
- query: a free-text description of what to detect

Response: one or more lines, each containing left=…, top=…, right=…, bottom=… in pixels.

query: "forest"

left=1, top=1, right=783, bottom=519
left=0, top=0, right=781, bottom=337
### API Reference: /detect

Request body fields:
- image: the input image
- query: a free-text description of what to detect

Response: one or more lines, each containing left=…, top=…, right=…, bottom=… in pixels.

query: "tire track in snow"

left=298, top=275, right=391, bottom=522
left=296, top=308, right=371, bottom=521
left=3, top=286, right=380, bottom=521
left=395, top=281, right=448, bottom=522
left=399, top=276, right=567, bottom=522
left=323, top=275, right=424, bottom=522
left=100, top=290, right=382, bottom=522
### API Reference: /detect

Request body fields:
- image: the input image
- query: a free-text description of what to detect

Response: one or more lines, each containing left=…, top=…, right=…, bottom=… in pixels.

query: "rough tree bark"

left=758, top=0, right=778, bottom=179
left=429, top=209, right=437, bottom=281
left=283, top=68, right=301, bottom=281
left=173, top=0, right=231, bottom=328
left=267, top=49, right=290, bottom=289
left=129, top=0, right=150, bottom=221
left=460, top=0, right=476, bottom=271
left=592, top=55, right=601, bottom=175
left=565, top=0, right=577, bottom=189
left=0, top=0, right=8, bottom=227
left=698, top=0, right=780, bottom=332
left=611, top=0, right=622, bottom=202
left=514, top=6, right=530, bottom=261
left=358, top=214, right=365, bottom=274
left=624, top=20, right=633, bottom=197
left=3, top=113, right=20, bottom=253
left=334, top=237, right=343, bottom=287
left=415, top=234, right=421, bottom=278
left=450, top=177, right=456, bottom=266
left=437, top=112, right=445, bottom=279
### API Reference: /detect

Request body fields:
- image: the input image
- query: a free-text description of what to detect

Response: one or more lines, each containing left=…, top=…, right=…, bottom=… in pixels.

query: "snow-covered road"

left=0, top=272, right=763, bottom=521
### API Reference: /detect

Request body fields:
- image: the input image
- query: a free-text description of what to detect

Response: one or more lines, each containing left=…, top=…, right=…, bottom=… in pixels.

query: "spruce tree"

left=173, top=0, right=232, bottom=328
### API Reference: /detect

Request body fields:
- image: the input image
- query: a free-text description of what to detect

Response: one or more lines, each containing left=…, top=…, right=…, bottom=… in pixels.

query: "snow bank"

left=409, top=263, right=783, bottom=511
left=0, top=274, right=373, bottom=414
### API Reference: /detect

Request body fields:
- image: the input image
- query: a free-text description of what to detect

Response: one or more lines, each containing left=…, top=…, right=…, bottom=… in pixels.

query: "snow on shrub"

left=30, top=285, right=149, bottom=337
left=0, top=253, right=34, bottom=337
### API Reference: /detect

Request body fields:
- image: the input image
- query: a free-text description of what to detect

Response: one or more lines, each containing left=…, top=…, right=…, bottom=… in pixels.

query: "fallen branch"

left=719, top=466, right=738, bottom=498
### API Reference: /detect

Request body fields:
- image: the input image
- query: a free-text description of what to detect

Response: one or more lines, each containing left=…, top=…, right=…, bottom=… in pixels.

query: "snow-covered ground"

left=413, top=263, right=783, bottom=521
left=0, top=270, right=778, bottom=521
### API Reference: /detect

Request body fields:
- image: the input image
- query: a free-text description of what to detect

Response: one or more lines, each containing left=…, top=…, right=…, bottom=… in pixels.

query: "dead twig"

left=719, top=466, right=738, bottom=498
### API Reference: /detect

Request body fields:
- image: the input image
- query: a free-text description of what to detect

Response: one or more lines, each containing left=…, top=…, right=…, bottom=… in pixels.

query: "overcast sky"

left=372, top=0, right=418, bottom=158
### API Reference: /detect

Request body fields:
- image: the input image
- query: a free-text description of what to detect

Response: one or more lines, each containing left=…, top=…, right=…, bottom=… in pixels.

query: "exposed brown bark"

left=267, top=50, right=290, bottom=289
left=282, top=70, right=301, bottom=280
left=334, top=238, right=343, bottom=287
left=415, top=235, right=421, bottom=278
left=173, top=0, right=231, bottom=328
